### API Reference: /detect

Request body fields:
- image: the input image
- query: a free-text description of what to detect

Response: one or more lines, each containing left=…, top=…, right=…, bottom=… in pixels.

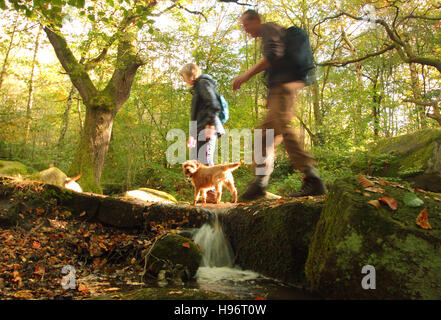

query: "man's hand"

left=204, top=125, right=215, bottom=140
left=232, top=58, right=270, bottom=91
left=232, top=73, right=250, bottom=90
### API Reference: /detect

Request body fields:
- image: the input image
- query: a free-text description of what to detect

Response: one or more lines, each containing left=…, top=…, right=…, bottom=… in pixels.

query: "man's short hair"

left=241, top=9, right=260, bottom=21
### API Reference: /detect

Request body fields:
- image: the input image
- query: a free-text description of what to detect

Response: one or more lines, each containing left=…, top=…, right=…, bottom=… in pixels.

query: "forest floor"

left=0, top=182, right=201, bottom=300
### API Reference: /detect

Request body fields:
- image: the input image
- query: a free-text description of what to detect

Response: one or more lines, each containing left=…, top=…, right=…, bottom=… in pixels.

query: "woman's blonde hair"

left=179, top=63, right=202, bottom=82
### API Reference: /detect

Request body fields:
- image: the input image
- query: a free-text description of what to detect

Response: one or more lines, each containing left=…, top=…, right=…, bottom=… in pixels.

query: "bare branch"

left=150, top=4, right=177, bottom=17
left=173, top=1, right=208, bottom=21
left=312, top=12, right=344, bottom=37
left=403, top=15, right=441, bottom=21
left=217, top=0, right=252, bottom=6
left=318, top=45, right=395, bottom=67
left=403, top=98, right=440, bottom=107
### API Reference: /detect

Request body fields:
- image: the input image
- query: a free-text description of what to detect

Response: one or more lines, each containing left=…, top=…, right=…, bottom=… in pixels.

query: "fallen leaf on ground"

left=78, top=284, right=89, bottom=294
left=31, top=241, right=40, bottom=249
left=181, top=242, right=190, bottom=248
left=48, top=219, right=67, bottom=229
left=254, top=296, right=265, bottom=300
left=358, top=174, right=375, bottom=187
left=34, top=265, right=45, bottom=276
left=368, top=200, right=381, bottom=208
left=403, top=193, right=424, bottom=208
left=416, top=208, right=432, bottom=229
left=379, top=196, right=398, bottom=210
left=364, top=187, right=386, bottom=194
left=13, top=290, right=33, bottom=299
left=169, top=291, right=183, bottom=295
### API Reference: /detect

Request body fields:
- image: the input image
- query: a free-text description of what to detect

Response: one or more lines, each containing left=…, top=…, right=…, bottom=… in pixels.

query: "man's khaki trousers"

left=253, top=81, right=315, bottom=180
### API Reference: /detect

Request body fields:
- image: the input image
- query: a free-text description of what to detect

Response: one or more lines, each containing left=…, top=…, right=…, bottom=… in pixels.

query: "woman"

left=179, top=63, right=225, bottom=167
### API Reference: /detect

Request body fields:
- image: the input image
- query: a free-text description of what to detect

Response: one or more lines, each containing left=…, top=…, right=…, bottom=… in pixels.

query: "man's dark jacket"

left=190, top=74, right=225, bottom=136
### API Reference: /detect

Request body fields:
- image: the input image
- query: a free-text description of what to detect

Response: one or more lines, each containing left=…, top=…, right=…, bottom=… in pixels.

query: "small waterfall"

left=190, top=212, right=311, bottom=299
left=192, top=213, right=234, bottom=268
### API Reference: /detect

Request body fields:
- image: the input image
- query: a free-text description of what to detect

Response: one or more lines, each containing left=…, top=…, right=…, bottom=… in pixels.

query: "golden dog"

left=182, top=160, right=240, bottom=205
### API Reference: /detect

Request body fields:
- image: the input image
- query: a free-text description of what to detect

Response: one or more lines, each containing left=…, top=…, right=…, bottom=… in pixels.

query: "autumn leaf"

left=78, top=284, right=89, bottom=294
left=34, top=265, right=45, bottom=276
left=254, top=296, right=265, bottom=300
left=379, top=196, right=398, bottom=210
left=416, top=208, right=432, bottom=230
left=79, top=211, right=86, bottom=217
left=35, top=208, right=45, bottom=215
left=364, top=187, right=386, bottom=194
left=32, top=241, right=40, bottom=249
left=169, top=291, right=183, bottom=295
left=181, top=242, right=190, bottom=248
left=358, top=174, right=374, bottom=187
left=48, top=219, right=67, bottom=229
left=368, top=200, right=381, bottom=208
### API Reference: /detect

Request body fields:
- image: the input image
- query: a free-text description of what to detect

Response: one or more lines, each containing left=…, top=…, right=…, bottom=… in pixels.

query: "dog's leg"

left=215, top=183, right=223, bottom=204
left=201, top=189, right=207, bottom=204
left=224, top=178, right=238, bottom=203
left=193, top=187, right=201, bottom=205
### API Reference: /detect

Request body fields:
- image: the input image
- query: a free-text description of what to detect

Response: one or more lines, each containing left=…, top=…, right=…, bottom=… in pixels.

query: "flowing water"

left=189, top=214, right=319, bottom=300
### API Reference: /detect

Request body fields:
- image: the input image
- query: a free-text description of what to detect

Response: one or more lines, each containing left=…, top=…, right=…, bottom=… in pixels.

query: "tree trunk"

left=58, top=86, right=76, bottom=151
left=0, top=15, right=19, bottom=92
left=44, top=24, right=144, bottom=193
left=69, top=102, right=116, bottom=193
left=409, top=62, right=426, bottom=128
left=341, top=28, right=364, bottom=142
left=25, top=24, right=43, bottom=142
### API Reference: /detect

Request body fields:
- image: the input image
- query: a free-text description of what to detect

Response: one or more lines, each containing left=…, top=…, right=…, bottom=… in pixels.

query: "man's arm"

left=232, top=57, right=271, bottom=90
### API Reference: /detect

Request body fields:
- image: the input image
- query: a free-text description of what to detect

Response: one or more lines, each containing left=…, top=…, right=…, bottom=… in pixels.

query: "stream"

left=187, top=214, right=319, bottom=300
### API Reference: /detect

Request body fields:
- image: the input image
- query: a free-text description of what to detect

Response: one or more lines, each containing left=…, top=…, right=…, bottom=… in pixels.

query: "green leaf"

left=403, top=193, right=424, bottom=207
left=0, top=0, right=6, bottom=10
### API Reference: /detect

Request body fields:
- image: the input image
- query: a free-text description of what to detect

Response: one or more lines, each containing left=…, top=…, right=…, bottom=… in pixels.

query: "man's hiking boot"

left=197, top=189, right=217, bottom=203
left=206, top=189, right=217, bottom=203
left=239, top=183, right=266, bottom=202
left=289, top=176, right=327, bottom=197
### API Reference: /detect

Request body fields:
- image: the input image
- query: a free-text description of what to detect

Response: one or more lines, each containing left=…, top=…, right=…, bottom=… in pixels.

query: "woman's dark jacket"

left=190, top=74, right=225, bottom=137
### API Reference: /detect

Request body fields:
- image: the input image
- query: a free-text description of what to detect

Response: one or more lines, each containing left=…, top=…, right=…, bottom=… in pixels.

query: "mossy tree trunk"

left=43, top=21, right=145, bottom=193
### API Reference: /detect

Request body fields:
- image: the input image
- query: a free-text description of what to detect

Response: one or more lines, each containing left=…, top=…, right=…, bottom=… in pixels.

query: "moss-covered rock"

left=147, top=233, right=202, bottom=279
left=0, top=160, right=32, bottom=176
left=305, top=176, right=441, bottom=299
left=91, top=287, right=234, bottom=300
left=221, top=198, right=324, bottom=286
left=125, top=188, right=178, bottom=203
left=351, top=129, right=441, bottom=192
left=30, top=167, right=68, bottom=187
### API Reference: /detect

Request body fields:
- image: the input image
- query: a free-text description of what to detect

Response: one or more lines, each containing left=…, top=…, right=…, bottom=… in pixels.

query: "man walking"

left=232, top=9, right=326, bottom=201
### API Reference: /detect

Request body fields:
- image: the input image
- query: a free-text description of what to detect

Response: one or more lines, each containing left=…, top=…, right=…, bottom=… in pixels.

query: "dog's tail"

left=221, top=162, right=241, bottom=171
